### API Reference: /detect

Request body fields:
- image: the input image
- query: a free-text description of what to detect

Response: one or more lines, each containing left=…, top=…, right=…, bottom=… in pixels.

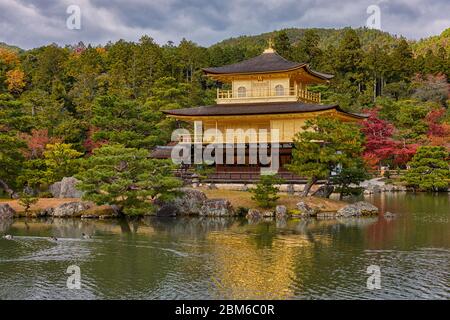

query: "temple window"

left=275, top=84, right=284, bottom=96
left=237, top=86, right=246, bottom=97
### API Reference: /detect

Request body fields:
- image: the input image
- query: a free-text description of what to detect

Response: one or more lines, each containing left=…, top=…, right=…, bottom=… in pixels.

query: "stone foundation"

left=198, top=183, right=322, bottom=193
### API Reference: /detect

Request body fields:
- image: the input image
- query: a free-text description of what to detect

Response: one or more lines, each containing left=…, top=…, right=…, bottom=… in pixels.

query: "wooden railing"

left=176, top=132, right=276, bottom=144
left=216, top=87, right=321, bottom=104
left=297, top=88, right=321, bottom=103
left=217, top=87, right=298, bottom=99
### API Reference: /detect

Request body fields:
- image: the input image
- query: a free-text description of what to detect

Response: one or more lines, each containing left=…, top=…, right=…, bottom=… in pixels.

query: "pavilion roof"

left=202, top=51, right=333, bottom=80
left=163, top=101, right=365, bottom=118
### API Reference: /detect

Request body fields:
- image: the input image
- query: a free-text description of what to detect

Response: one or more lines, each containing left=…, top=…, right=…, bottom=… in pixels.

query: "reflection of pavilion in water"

left=202, top=222, right=333, bottom=299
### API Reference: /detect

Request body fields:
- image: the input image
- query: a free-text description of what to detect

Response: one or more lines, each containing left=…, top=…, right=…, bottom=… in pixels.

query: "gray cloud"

left=0, top=0, right=449, bottom=49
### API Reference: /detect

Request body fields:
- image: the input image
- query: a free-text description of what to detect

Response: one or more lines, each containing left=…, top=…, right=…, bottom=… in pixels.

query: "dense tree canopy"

left=0, top=27, right=448, bottom=197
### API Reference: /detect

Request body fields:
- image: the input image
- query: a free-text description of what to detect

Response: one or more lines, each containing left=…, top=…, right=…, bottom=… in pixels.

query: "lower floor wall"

left=171, top=144, right=313, bottom=184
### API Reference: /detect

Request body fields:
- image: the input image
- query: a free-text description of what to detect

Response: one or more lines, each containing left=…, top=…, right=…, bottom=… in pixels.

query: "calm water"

left=0, top=193, right=449, bottom=300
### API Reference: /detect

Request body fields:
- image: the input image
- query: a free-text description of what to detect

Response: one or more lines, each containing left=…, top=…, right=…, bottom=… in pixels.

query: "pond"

left=0, top=193, right=449, bottom=300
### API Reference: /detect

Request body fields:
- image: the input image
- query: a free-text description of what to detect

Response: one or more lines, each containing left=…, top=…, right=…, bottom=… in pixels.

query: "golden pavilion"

left=160, top=44, right=364, bottom=182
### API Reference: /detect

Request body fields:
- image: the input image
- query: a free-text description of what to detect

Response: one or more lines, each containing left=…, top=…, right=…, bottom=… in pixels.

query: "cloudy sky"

left=1, top=0, right=449, bottom=49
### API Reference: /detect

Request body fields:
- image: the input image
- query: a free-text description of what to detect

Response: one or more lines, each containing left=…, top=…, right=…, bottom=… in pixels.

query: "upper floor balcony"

left=216, top=87, right=321, bottom=104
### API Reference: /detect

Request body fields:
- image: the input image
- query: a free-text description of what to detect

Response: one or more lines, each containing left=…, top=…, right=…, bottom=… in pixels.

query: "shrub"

left=18, top=193, right=39, bottom=213
left=250, top=174, right=284, bottom=208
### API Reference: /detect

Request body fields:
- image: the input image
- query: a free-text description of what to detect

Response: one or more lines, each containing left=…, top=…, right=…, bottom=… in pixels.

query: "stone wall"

left=199, top=183, right=321, bottom=194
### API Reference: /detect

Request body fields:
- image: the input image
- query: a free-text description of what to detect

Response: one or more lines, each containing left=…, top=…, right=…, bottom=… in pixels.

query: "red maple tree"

left=361, top=109, right=419, bottom=168
left=361, top=109, right=398, bottom=168
left=425, top=107, right=450, bottom=148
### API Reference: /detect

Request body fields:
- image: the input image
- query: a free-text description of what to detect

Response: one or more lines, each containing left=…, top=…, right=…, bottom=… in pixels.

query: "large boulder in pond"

left=246, top=208, right=262, bottom=220
left=296, top=201, right=319, bottom=217
left=49, top=177, right=83, bottom=198
left=0, top=203, right=15, bottom=219
left=199, top=199, right=234, bottom=216
left=275, top=205, right=287, bottom=219
left=336, top=201, right=379, bottom=217
left=156, top=188, right=207, bottom=216
left=51, top=201, right=92, bottom=217
left=262, top=210, right=275, bottom=217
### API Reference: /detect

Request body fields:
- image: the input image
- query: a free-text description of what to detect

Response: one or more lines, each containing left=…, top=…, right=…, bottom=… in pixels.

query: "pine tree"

left=335, top=29, right=363, bottom=77
left=273, top=31, right=292, bottom=59
left=403, top=146, right=450, bottom=191
left=92, top=95, right=166, bottom=149
left=388, top=38, right=414, bottom=83
left=76, top=144, right=182, bottom=216
left=286, top=116, right=365, bottom=196
left=293, top=30, right=322, bottom=65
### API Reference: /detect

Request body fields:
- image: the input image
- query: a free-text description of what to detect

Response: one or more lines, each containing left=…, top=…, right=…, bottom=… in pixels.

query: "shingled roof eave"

left=202, top=50, right=334, bottom=80
left=163, top=103, right=366, bottom=119
left=203, top=63, right=333, bottom=80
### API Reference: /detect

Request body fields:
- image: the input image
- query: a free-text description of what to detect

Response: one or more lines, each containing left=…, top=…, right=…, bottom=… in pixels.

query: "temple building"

left=160, top=44, right=364, bottom=183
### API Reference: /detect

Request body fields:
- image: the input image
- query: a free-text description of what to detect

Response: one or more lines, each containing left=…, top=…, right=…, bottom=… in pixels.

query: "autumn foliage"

left=426, top=107, right=450, bottom=147
left=6, top=69, right=26, bottom=93
left=0, top=48, right=20, bottom=66
left=361, top=109, right=419, bottom=168
left=19, top=129, right=61, bottom=159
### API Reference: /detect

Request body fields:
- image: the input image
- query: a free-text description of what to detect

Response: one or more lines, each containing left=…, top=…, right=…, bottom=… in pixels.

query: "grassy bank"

left=201, top=188, right=346, bottom=212
left=1, top=198, right=81, bottom=213
left=1, top=189, right=348, bottom=216
left=1, top=198, right=112, bottom=217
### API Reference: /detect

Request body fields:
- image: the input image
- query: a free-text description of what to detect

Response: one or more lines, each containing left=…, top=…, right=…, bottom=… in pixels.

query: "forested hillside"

left=0, top=42, right=22, bottom=53
left=0, top=27, right=449, bottom=195
left=413, top=28, right=450, bottom=57
left=213, top=27, right=399, bottom=52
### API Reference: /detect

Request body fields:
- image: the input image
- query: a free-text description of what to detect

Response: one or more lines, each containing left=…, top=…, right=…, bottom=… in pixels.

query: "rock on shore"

left=246, top=208, right=262, bottom=220
left=157, top=188, right=234, bottom=216
left=360, top=178, right=407, bottom=194
left=50, top=201, right=92, bottom=217
left=275, top=205, right=287, bottom=218
left=336, top=201, right=379, bottom=217
left=296, top=201, right=320, bottom=217
left=172, top=188, right=208, bottom=215
left=49, top=177, right=84, bottom=198
left=200, top=199, right=234, bottom=216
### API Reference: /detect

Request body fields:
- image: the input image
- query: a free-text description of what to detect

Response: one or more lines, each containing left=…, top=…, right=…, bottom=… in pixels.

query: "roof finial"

left=263, top=37, right=275, bottom=53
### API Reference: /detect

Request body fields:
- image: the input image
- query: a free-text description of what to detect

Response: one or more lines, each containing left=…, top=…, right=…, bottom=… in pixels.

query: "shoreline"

left=1, top=188, right=385, bottom=220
